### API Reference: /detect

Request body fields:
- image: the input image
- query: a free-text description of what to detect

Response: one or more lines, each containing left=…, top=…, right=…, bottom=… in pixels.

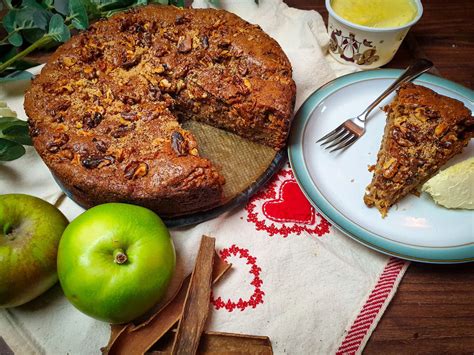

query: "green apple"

left=57, top=203, right=176, bottom=324
left=0, top=194, right=68, bottom=307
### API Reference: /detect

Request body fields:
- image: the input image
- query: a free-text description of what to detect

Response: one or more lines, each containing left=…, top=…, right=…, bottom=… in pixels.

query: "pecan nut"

left=382, top=158, right=399, bottom=179
left=81, top=155, right=104, bottom=169
left=177, top=35, right=193, bottom=53
left=83, top=112, right=103, bottom=129
left=46, top=133, right=69, bottom=153
left=171, top=131, right=187, bottom=156
left=124, top=161, right=148, bottom=179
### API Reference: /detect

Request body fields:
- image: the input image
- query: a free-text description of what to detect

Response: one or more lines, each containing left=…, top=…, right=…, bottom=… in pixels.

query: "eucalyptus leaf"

left=0, top=117, right=22, bottom=131
left=0, top=71, right=34, bottom=83
left=32, top=7, right=51, bottom=30
left=0, top=138, right=26, bottom=161
left=0, top=47, right=17, bottom=63
left=23, top=28, right=47, bottom=44
left=1, top=60, right=39, bottom=73
left=47, top=14, right=71, bottom=42
left=54, top=0, right=70, bottom=15
left=95, top=0, right=136, bottom=12
left=8, top=32, right=23, bottom=46
left=21, top=0, right=46, bottom=10
left=81, top=0, right=102, bottom=19
left=42, top=0, right=54, bottom=8
left=3, top=7, right=40, bottom=46
left=1, top=125, right=32, bottom=145
left=69, top=0, right=89, bottom=30
left=4, top=0, right=13, bottom=9
left=170, top=0, right=184, bottom=6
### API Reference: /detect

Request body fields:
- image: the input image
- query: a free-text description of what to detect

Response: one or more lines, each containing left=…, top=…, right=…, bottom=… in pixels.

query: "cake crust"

left=364, top=83, right=473, bottom=217
left=24, top=6, right=296, bottom=217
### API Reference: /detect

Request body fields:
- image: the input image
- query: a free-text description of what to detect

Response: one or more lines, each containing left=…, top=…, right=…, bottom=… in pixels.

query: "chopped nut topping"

left=63, top=57, right=77, bottom=67
left=81, top=155, right=104, bottom=169
left=171, top=131, right=187, bottom=156
left=200, top=35, right=209, bottom=49
left=177, top=35, right=193, bottom=53
left=434, top=122, right=448, bottom=137
left=124, top=161, right=148, bottom=179
left=159, top=79, right=172, bottom=89
left=83, top=112, right=104, bottom=129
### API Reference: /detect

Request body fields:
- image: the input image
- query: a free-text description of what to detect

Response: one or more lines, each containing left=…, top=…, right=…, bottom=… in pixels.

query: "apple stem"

left=3, top=222, right=12, bottom=235
left=113, top=249, right=128, bottom=265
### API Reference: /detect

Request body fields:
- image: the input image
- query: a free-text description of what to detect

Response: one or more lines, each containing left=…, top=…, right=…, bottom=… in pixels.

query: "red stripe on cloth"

left=336, top=257, right=406, bottom=355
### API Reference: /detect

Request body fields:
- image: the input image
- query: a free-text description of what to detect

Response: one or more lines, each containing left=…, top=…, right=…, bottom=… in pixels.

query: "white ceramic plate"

left=288, top=70, right=474, bottom=263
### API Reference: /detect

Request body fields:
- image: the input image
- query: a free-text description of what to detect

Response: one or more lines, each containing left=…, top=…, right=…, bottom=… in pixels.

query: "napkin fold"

left=0, top=0, right=408, bottom=353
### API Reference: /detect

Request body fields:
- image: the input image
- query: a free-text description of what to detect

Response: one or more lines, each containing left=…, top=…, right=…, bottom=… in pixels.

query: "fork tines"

left=316, top=124, right=358, bottom=152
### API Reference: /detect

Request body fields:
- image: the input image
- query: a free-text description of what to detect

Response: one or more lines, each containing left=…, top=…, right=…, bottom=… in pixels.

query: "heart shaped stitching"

left=246, top=167, right=331, bottom=237
left=263, top=180, right=315, bottom=225
left=211, top=245, right=264, bottom=312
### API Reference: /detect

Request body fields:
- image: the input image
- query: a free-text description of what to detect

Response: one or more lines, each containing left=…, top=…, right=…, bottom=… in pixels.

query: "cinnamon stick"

left=171, top=236, right=215, bottom=355
left=150, top=331, right=273, bottom=354
left=104, top=246, right=230, bottom=355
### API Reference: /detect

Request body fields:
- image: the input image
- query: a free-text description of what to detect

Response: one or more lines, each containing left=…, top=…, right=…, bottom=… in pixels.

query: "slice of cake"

left=364, top=83, right=473, bottom=217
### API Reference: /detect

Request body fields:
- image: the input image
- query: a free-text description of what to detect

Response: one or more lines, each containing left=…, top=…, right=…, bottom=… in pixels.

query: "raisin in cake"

left=24, top=6, right=296, bottom=217
left=364, top=83, right=473, bottom=217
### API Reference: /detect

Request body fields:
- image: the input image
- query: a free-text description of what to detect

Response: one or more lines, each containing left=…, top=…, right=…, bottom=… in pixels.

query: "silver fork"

left=317, top=59, right=433, bottom=152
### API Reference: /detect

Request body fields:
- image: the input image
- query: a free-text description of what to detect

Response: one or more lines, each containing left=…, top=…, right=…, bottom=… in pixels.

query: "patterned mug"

left=325, top=0, right=423, bottom=68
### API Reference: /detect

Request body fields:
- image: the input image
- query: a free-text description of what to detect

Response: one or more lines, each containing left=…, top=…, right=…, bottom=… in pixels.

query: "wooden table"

left=285, top=0, right=474, bottom=353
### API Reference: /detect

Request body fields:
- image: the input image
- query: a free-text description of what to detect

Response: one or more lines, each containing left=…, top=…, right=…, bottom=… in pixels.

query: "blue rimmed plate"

left=288, top=69, right=474, bottom=263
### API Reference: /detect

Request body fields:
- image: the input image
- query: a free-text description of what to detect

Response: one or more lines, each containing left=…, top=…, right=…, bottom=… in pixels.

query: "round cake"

left=24, top=5, right=296, bottom=217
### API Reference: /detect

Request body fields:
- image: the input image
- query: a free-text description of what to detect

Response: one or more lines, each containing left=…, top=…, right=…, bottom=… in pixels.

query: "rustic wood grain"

left=364, top=263, right=474, bottom=354
left=150, top=331, right=273, bottom=354
left=284, top=0, right=474, bottom=89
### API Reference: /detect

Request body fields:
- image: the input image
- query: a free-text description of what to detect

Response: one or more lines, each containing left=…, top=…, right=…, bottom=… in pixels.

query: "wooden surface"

left=284, top=0, right=474, bottom=353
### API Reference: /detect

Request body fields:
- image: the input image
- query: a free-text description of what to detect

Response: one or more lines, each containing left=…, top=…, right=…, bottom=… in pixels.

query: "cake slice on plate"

left=364, top=83, right=473, bottom=217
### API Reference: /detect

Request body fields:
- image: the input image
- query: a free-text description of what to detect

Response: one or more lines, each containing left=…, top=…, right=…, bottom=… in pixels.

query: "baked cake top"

left=24, top=6, right=296, bottom=215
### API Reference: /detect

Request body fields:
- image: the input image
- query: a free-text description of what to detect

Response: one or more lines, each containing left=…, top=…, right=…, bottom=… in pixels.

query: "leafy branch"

left=0, top=101, right=32, bottom=161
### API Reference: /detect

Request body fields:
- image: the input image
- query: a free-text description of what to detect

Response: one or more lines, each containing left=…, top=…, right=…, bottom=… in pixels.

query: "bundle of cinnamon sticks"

left=102, top=236, right=273, bottom=355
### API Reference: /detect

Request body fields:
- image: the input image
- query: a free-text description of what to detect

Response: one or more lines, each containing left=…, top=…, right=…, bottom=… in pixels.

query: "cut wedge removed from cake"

left=364, top=83, right=473, bottom=217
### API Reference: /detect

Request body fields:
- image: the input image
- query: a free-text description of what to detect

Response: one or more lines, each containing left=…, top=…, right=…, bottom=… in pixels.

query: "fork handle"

left=359, top=59, right=433, bottom=120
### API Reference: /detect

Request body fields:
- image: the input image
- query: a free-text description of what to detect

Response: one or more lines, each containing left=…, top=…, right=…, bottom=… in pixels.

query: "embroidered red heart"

left=263, top=180, right=315, bottom=225
left=246, top=166, right=331, bottom=237
left=211, top=245, right=264, bottom=312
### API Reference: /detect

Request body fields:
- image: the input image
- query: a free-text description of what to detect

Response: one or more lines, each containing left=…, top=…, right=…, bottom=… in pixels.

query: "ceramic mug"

left=326, top=0, right=423, bottom=69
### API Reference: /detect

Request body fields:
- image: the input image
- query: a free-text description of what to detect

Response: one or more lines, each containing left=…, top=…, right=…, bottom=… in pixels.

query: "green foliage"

left=0, top=70, right=34, bottom=83
left=47, top=13, right=70, bottom=42
left=0, top=138, right=26, bottom=161
left=0, top=114, right=32, bottom=161
left=69, top=0, right=89, bottom=30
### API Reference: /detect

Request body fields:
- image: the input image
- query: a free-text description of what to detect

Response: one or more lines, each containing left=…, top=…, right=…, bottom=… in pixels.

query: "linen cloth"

left=0, top=0, right=409, bottom=353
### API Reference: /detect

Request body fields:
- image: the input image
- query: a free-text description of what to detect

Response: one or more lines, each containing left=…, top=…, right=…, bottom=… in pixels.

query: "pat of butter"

left=422, top=157, right=474, bottom=210
left=331, top=0, right=418, bottom=28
